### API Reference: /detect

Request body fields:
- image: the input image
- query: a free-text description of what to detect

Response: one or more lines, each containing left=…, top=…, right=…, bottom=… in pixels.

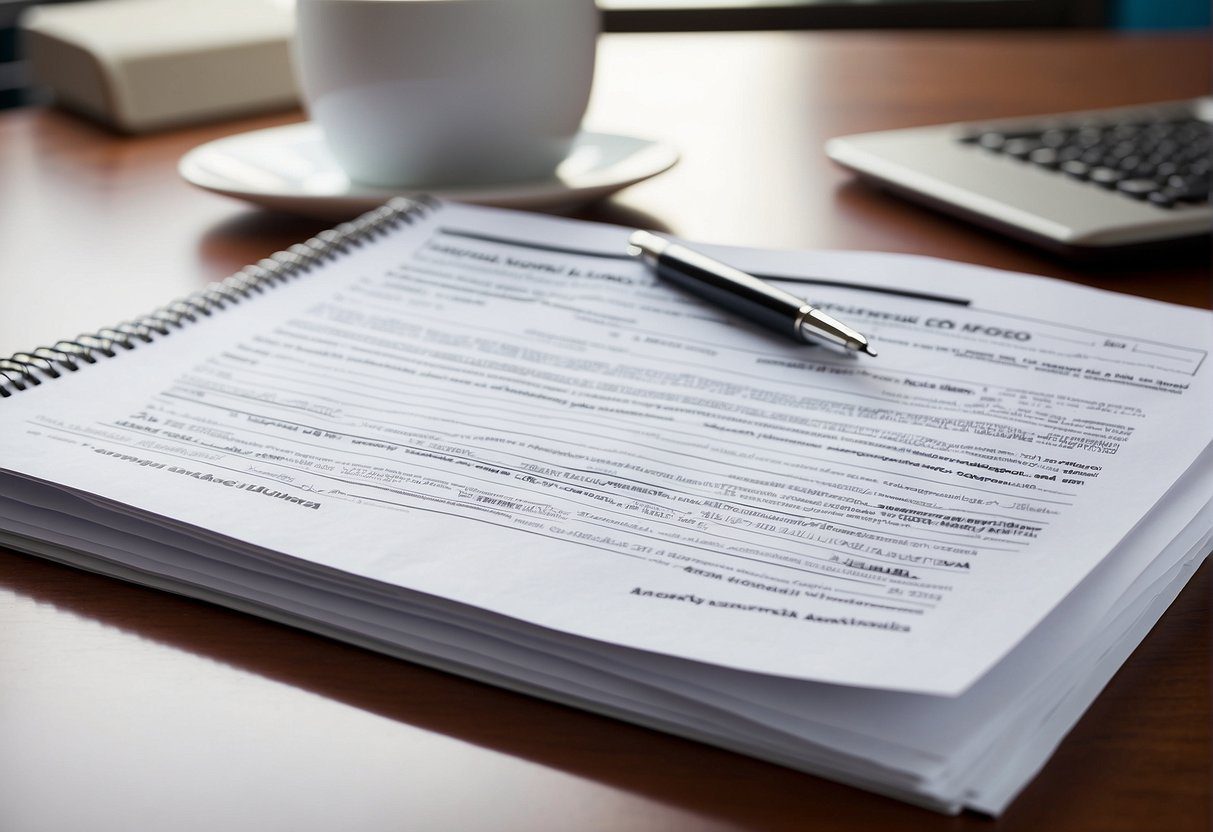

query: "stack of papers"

left=1, top=201, right=1209, bottom=814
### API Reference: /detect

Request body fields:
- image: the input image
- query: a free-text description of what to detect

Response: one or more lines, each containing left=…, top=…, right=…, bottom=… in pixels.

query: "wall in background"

left=1114, top=0, right=1211, bottom=29
left=1, top=0, right=72, bottom=109
left=3, top=0, right=1209, bottom=111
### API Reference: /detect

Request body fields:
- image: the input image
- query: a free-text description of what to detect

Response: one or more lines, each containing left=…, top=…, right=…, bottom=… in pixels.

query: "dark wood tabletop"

left=0, top=29, right=1209, bottom=832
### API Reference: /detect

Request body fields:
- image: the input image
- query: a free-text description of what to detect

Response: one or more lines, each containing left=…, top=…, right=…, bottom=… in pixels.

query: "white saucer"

left=179, top=122, right=679, bottom=218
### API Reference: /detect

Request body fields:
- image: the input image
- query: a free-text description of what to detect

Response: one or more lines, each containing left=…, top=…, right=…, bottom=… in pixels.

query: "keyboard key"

left=1116, top=179, right=1161, bottom=198
left=1039, top=129, right=1069, bottom=147
left=1147, top=191, right=1176, bottom=209
left=1090, top=167, right=1125, bottom=187
left=1080, top=148, right=1106, bottom=165
left=1166, top=173, right=1197, bottom=190
left=1061, top=160, right=1090, bottom=179
left=1129, top=160, right=1159, bottom=178
left=1151, top=139, right=1179, bottom=158
left=1004, top=138, right=1042, bottom=158
left=1029, top=147, right=1060, bottom=168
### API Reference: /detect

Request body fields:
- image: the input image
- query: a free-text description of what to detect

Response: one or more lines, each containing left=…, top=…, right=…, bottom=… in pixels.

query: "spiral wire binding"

left=0, top=197, right=437, bottom=398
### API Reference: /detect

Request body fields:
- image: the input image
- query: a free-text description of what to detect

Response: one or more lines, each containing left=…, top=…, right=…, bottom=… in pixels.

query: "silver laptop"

left=826, top=98, right=1210, bottom=256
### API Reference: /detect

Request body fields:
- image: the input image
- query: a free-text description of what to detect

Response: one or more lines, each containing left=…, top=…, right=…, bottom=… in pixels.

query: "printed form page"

left=1, top=202, right=1209, bottom=694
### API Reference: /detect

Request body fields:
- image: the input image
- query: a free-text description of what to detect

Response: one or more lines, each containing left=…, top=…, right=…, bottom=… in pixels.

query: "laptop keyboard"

left=960, top=116, right=1211, bottom=209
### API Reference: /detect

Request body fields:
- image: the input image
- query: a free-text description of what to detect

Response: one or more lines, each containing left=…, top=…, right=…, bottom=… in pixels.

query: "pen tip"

left=862, top=344, right=877, bottom=358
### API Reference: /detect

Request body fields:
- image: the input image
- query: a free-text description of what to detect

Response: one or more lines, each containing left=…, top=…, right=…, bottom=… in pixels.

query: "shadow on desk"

left=829, top=181, right=1212, bottom=301
left=0, top=550, right=1208, bottom=832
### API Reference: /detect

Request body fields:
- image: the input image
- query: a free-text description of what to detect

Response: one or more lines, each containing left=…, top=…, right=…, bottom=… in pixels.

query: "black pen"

left=627, top=231, right=876, bottom=357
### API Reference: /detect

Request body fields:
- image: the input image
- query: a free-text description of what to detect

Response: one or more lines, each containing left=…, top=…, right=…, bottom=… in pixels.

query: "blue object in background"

left=1114, top=0, right=1211, bottom=29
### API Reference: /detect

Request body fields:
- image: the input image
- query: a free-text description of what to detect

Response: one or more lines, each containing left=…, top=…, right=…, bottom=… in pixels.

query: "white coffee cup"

left=294, top=0, right=599, bottom=188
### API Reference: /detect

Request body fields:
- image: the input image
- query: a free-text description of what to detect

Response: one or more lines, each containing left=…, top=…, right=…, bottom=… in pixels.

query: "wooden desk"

left=1, top=31, right=1209, bottom=832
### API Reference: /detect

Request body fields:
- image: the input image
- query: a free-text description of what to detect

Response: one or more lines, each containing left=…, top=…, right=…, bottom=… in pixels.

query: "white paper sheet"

left=1, top=202, right=1210, bottom=694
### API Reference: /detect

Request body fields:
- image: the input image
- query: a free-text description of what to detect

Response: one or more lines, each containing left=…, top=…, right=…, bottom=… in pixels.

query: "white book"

left=21, top=0, right=297, bottom=133
left=1, top=199, right=1210, bottom=814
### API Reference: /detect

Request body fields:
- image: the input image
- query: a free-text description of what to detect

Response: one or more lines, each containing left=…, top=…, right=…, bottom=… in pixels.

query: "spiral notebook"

left=2, top=198, right=1211, bottom=814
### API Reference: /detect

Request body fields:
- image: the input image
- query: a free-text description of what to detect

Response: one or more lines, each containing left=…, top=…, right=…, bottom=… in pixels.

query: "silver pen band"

left=796, top=306, right=872, bottom=351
